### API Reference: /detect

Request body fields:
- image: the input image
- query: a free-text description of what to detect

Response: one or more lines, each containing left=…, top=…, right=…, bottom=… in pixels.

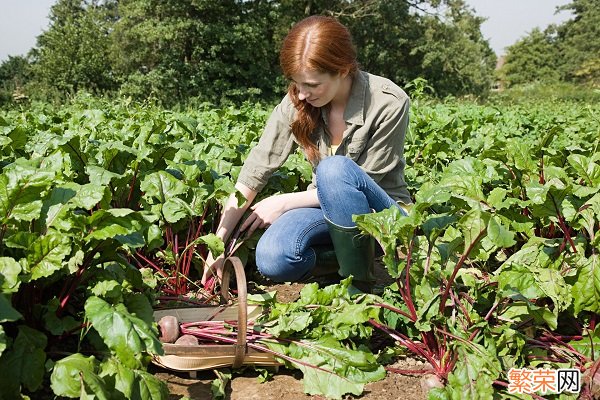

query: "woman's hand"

left=200, top=183, right=257, bottom=288
left=201, top=252, right=225, bottom=287
left=240, top=194, right=290, bottom=236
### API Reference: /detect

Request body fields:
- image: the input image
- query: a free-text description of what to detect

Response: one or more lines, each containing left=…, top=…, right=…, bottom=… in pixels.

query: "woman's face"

left=291, top=69, right=345, bottom=108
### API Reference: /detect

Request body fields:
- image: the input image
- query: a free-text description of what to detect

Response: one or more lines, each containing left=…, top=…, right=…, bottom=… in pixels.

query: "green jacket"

left=237, top=71, right=412, bottom=205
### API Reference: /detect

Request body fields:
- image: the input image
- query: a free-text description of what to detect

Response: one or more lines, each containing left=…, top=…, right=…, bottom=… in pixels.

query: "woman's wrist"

left=280, top=189, right=319, bottom=210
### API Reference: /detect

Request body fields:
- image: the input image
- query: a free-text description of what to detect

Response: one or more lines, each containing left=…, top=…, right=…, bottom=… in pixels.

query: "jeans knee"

left=255, top=238, right=312, bottom=282
left=255, top=239, right=279, bottom=279
left=317, top=155, right=354, bottom=187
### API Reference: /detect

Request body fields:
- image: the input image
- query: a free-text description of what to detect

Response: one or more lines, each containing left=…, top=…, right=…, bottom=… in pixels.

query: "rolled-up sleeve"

left=237, top=96, right=298, bottom=192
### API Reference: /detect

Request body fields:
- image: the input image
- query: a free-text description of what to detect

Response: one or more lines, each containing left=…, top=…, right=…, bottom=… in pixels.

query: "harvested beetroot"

left=174, top=334, right=199, bottom=346
left=420, top=374, right=444, bottom=394
left=158, top=315, right=180, bottom=343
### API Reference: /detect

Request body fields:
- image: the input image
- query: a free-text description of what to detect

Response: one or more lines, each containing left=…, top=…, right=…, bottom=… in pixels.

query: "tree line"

left=499, top=0, right=599, bottom=89
left=0, top=0, right=597, bottom=107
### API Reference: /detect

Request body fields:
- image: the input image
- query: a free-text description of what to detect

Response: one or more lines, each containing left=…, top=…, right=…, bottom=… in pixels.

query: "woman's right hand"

left=201, top=252, right=225, bottom=287
left=201, top=183, right=257, bottom=288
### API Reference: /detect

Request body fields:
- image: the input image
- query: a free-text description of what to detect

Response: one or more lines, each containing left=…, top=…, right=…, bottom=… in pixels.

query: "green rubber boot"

left=311, top=245, right=339, bottom=277
left=325, top=219, right=375, bottom=294
left=302, top=245, right=341, bottom=285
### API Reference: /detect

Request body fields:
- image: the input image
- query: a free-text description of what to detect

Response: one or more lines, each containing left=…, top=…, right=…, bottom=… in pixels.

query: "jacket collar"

left=321, top=71, right=367, bottom=128
left=343, top=71, right=367, bottom=126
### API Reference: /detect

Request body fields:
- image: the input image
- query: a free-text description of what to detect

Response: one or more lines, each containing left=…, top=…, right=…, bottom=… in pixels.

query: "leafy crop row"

left=1, top=95, right=599, bottom=399
left=356, top=98, right=600, bottom=398
left=0, top=97, right=308, bottom=399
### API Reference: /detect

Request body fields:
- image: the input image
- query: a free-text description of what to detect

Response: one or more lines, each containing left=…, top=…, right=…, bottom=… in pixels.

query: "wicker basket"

left=152, top=256, right=280, bottom=372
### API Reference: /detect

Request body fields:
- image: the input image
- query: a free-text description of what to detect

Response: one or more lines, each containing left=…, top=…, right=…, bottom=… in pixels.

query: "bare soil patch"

left=156, top=357, right=426, bottom=400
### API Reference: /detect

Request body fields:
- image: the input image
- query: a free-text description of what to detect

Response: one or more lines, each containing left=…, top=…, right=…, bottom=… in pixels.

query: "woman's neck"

left=330, top=74, right=353, bottom=111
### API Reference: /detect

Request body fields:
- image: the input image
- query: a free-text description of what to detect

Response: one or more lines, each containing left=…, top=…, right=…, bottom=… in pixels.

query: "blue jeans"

left=255, top=156, right=402, bottom=282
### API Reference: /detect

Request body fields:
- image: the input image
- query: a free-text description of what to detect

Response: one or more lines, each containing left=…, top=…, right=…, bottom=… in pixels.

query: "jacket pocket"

left=347, top=139, right=368, bottom=160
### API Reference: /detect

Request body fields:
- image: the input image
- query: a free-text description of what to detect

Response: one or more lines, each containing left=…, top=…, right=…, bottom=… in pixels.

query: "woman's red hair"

left=280, top=16, right=358, bottom=164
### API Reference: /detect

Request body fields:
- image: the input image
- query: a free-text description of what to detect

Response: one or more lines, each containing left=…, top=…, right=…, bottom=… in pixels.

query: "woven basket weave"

left=152, top=256, right=280, bottom=371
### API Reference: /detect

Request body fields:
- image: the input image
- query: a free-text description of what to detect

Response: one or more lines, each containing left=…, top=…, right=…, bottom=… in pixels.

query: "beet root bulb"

left=158, top=315, right=180, bottom=343
left=420, top=374, right=444, bottom=394
left=175, top=334, right=199, bottom=345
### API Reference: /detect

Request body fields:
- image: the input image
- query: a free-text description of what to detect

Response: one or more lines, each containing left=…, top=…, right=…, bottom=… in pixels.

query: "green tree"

left=32, top=0, right=117, bottom=96
left=557, top=0, right=600, bottom=85
left=411, top=0, right=496, bottom=96
left=339, top=1, right=421, bottom=87
left=24, top=0, right=498, bottom=103
left=499, top=27, right=561, bottom=87
left=274, top=0, right=496, bottom=97
left=111, top=0, right=279, bottom=105
left=500, top=0, right=600, bottom=88
left=0, top=55, right=32, bottom=105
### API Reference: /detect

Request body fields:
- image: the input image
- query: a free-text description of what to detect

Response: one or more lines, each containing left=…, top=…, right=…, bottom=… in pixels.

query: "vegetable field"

left=1, top=94, right=599, bottom=399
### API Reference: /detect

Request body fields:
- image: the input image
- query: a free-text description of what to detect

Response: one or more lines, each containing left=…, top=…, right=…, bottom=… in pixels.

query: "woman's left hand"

left=240, top=194, right=289, bottom=236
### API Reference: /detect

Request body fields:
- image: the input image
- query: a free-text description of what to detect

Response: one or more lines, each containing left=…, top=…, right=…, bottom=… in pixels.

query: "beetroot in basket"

left=158, top=315, right=180, bottom=343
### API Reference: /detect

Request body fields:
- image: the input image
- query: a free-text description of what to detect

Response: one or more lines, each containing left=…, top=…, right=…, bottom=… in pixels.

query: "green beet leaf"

left=211, top=369, right=232, bottom=400
left=124, top=292, right=156, bottom=326
left=526, top=178, right=571, bottom=219
left=3, top=231, right=38, bottom=250
left=85, top=208, right=146, bottom=242
left=91, top=280, right=124, bottom=301
left=570, top=326, right=600, bottom=361
left=162, top=197, right=191, bottom=223
left=140, top=170, right=187, bottom=203
left=42, top=299, right=80, bottom=336
left=195, top=233, right=225, bottom=258
left=27, top=232, right=71, bottom=281
left=0, top=158, right=56, bottom=223
left=0, top=293, right=23, bottom=322
left=100, top=357, right=169, bottom=400
left=72, top=183, right=108, bottom=210
left=86, top=165, right=121, bottom=186
left=534, top=266, right=572, bottom=313
left=567, top=153, right=600, bottom=187
left=354, top=206, right=421, bottom=278
left=0, top=256, right=22, bottom=293
left=299, top=364, right=365, bottom=399
left=267, top=311, right=312, bottom=338
left=257, top=279, right=385, bottom=399
left=571, top=254, right=600, bottom=315
left=496, top=263, right=543, bottom=299
left=265, top=336, right=385, bottom=400
left=506, top=141, right=538, bottom=173
left=422, top=214, right=459, bottom=245
left=458, top=207, right=489, bottom=255
left=487, top=216, right=516, bottom=248
left=0, top=325, right=47, bottom=396
left=84, top=296, right=163, bottom=368
left=443, top=339, right=500, bottom=400
left=50, top=354, right=97, bottom=398
left=501, top=302, right=558, bottom=330
left=39, top=186, right=77, bottom=230
left=495, top=237, right=570, bottom=317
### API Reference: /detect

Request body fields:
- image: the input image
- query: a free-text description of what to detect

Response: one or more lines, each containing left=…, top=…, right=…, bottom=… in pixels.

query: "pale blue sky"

left=0, top=0, right=574, bottom=62
left=466, top=0, right=572, bottom=54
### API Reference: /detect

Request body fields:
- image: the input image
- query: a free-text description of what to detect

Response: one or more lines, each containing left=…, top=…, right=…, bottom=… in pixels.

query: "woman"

left=202, top=15, right=411, bottom=293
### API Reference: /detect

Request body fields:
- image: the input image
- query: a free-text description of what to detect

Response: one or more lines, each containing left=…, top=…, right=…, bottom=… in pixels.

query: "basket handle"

left=220, top=256, right=247, bottom=368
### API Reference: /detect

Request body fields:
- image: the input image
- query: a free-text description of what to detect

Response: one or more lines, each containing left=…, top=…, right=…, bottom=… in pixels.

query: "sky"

left=465, top=0, right=573, bottom=54
left=0, top=0, right=575, bottom=63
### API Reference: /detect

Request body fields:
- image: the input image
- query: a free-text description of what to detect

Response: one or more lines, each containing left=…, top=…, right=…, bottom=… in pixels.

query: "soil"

left=154, top=261, right=429, bottom=400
